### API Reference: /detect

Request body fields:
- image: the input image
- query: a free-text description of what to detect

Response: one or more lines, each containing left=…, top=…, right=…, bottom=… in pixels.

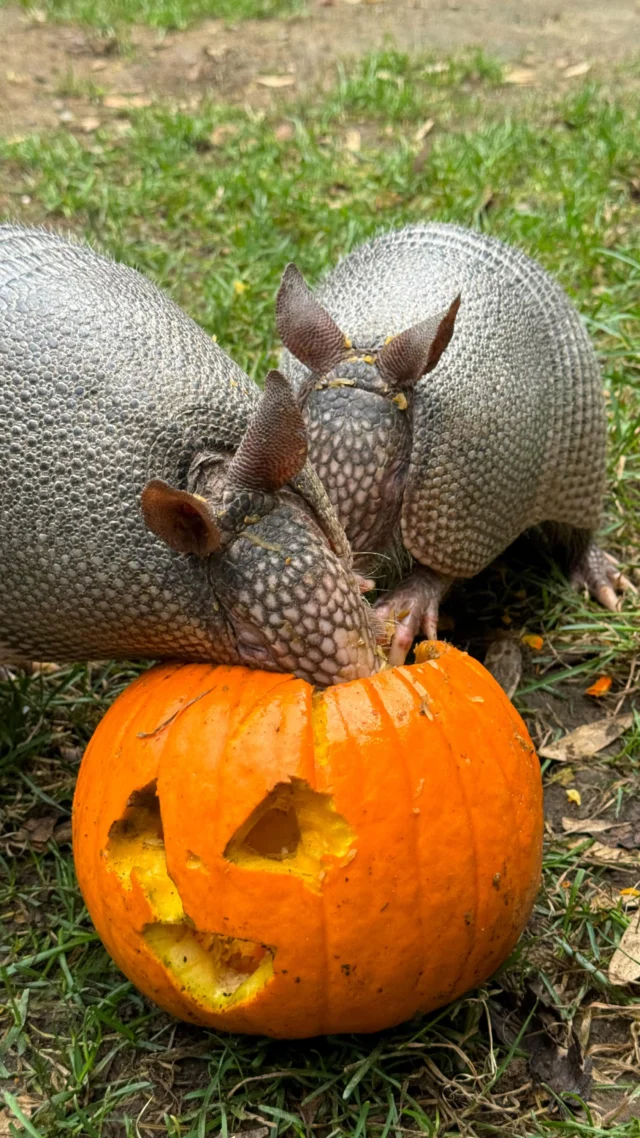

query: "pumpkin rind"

left=72, top=643, right=543, bottom=1038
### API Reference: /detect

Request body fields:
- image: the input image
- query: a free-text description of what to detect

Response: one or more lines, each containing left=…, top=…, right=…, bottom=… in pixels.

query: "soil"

left=1, top=0, right=639, bottom=136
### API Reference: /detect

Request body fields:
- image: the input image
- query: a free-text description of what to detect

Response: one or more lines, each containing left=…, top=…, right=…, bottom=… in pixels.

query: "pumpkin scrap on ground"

left=72, top=642, right=543, bottom=1039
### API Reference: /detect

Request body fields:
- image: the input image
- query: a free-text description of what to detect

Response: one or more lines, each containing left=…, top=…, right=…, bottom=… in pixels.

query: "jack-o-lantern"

left=72, top=643, right=543, bottom=1038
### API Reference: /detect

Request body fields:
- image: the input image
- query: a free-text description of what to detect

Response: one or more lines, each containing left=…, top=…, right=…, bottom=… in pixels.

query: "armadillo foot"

left=569, top=541, right=637, bottom=612
left=374, top=567, right=454, bottom=666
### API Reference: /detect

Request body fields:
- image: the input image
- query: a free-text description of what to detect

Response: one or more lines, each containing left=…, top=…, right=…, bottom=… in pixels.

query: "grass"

left=1, top=44, right=639, bottom=1138
left=3, top=0, right=304, bottom=30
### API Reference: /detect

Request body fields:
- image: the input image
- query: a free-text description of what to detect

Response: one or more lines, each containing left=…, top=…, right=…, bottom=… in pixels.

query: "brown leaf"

left=563, top=62, right=591, bottom=79
left=585, top=842, right=640, bottom=869
left=562, top=816, right=619, bottom=836
left=483, top=639, right=522, bottom=699
left=80, top=117, right=101, bottom=133
left=490, top=984, right=592, bottom=1099
left=275, top=122, right=295, bottom=141
left=53, top=821, right=73, bottom=845
left=608, top=911, right=640, bottom=985
left=24, top=815, right=57, bottom=849
left=345, top=128, right=361, bottom=152
left=538, top=714, right=634, bottom=762
left=103, top=94, right=152, bottom=109
left=504, top=67, right=537, bottom=86
left=414, top=117, right=435, bottom=142
left=562, top=816, right=640, bottom=849
left=209, top=124, right=239, bottom=146
left=204, top=44, right=229, bottom=61
left=0, top=1095, right=41, bottom=1136
left=256, top=75, right=296, bottom=89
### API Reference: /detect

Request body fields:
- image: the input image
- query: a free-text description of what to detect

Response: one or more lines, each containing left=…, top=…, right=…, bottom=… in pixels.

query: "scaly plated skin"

left=278, top=223, right=627, bottom=663
left=0, top=226, right=378, bottom=685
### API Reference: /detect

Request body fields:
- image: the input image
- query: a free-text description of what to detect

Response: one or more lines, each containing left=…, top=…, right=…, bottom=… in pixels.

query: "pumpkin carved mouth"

left=223, top=778, right=355, bottom=891
left=106, top=781, right=275, bottom=1010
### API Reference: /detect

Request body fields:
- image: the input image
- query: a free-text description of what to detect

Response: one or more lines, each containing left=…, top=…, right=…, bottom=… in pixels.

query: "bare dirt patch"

left=1, top=0, right=639, bottom=135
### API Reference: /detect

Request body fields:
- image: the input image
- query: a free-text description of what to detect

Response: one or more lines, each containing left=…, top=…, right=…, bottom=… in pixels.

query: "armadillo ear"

left=227, top=369, right=308, bottom=493
left=141, top=479, right=221, bottom=557
left=377, top=294, right=461, bottom=390
left=276, top=262, right=348, bottom=374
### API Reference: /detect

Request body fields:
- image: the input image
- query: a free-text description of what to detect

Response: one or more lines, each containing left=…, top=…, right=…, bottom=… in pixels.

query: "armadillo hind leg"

left=374, top=567, right=454, bottom=665
left=568, top=534, right=636, bottom=612
left=545, top=523, right=636, bottom=612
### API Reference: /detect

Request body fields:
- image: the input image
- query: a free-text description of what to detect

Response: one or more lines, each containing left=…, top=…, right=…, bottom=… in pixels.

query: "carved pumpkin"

left=72, top=643, right=542, bottom=1038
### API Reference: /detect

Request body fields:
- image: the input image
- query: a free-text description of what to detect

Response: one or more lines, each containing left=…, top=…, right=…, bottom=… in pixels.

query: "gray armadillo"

left=276, top=222, right=626, bottom=664
left=0, top=225, right=379, bottom=685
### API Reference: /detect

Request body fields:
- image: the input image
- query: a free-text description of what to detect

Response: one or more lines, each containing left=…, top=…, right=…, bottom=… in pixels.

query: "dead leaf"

left=562, top=816, right=619, bottom=835
left=548, top=765, right=576, bottom=786
left=483, top=639, right=522, bottom=699
left=0, top=1095, right=41, bottom=1136
left=414, top=117, right=435, bottom=143
left=59, top=745, right=83, bottom=763
left=504, top=67, right=537, bottom=86
left=24, top=815, right=57, bottom=850
left=522, top=633, right=544, bottom=651
left=80, top=117, right=101, bottom=133
left=566, top=788, right=582, bottom=806
left=608, top=911, right=640, bottom=985
left=209, top=124, right=239, bottom=146
left=256, top=75, right=296, bottom=89
left=586, top=841, right=640, bottom=869
left=275, top=122, right=294, bottom=141
left=489, top=983, right=592, bottom=1099
left=90, top=59, right=108, bottom=72
left=204, top=44, right=228, bottom=61
left=564, top=62, right=591, bottom=79
left=103, top=94, right=152, bottom=109
left=562, top=816, right=640, bottom=849
left=585, top=676, right=612, bottom=697
left=54, top=821, right=73, bottom=845
left=538, top=714, right=634, bottom=762
left=345, top=129, right=361, bottom=152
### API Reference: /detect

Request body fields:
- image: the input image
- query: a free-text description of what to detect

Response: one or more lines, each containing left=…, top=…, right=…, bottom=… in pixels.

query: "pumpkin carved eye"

left=224, top=778, right=355, bottom=891
left=106, top=781, right=275, bottom=1010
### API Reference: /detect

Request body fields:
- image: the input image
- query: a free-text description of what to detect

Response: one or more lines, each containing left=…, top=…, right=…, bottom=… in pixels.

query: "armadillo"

left=276, top=222, right=628, bottom=664
left=0, top=225, right=379, bottom=685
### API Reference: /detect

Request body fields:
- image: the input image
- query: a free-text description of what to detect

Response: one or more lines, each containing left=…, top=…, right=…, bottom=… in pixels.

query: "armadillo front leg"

left=374, top=567, right=454, bottom=666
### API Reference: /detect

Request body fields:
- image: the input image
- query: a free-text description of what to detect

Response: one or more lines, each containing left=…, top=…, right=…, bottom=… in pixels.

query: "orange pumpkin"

left=72, top=642, right=543, bottom=1038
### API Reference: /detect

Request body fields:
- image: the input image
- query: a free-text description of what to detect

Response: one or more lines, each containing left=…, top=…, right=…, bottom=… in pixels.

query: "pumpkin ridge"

left=310, top=688, right=339, bottom=1038
left=122, top=666, right=217, bottom=921
left=392, top=663, right=480, bottom=1000
left=209, top=670, right=297, bottom=866
left=361, top=674, right=426, bottom=997
left=440, top=659, right=530, bottom=916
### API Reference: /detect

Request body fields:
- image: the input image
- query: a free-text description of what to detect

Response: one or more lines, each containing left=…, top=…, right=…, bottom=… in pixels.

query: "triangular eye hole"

left=377, top=294, right=461, bottom=390
left=226, top=369, right=308, bottom=494
left=276, top=263, right=348, bottom=374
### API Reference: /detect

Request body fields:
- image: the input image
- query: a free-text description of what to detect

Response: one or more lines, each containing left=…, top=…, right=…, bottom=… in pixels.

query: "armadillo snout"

left=214, top=500, right=380, bottom=687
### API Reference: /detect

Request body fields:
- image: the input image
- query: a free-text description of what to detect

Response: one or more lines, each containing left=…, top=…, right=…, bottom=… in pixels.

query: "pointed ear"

left=141, top=479, right=221, bottom=556
left=276, top=262, right=348, bottom=373
left=377, top=294, right=461, bottom=390
left=227, top=369, right=308, bottom=493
